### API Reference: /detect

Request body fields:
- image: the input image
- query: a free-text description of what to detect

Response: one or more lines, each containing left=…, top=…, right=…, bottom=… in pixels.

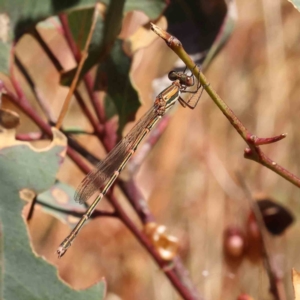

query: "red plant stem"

left=84, top=73, right=107, bottom=126
left=118, top=179, right=155, bottom=224
left=5, top=78, right=91, bottom=173
left=12, top=48, right=101, bottom=163
left=250, top=133, right=287, bottom=146
left=109, top=193, right=202, bottom=300
left=244, top=146, right=300, bottom=187
left=74, top=90, right=103, bottom=135
left=15, top=54, right=57, bottom=122
left=16, top=132, right=44, bottom=141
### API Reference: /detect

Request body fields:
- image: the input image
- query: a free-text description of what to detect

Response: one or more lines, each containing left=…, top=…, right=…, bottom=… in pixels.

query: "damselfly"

left=57, top=67, right=204, bottom=257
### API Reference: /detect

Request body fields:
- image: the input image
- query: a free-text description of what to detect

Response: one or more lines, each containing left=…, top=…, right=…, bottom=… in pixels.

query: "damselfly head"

left=168, top=71, right=195, bottom=87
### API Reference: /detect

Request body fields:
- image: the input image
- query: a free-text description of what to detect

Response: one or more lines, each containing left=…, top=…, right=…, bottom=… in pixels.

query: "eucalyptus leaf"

left=0, top=0, right=166, bottom=74
left=37, top=181, right=85, bottom=228
left=61, top=0, right=167, bottom=85
left=0, top=125, right=105, bottom=299
left=0, top=0, right=98, bottom=74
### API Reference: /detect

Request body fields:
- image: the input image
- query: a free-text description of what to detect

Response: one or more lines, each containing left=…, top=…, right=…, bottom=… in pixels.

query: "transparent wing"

left=74, top=107, right=158, bottom=204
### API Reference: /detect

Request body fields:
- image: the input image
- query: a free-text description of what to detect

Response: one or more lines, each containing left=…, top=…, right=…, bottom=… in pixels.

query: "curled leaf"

left=257, top=198, right=294, bottom=235
left=0, top=108, right=105, bottom=299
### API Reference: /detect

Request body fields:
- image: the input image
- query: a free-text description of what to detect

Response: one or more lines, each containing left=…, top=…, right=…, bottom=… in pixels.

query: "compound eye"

left=168, top=71, right=177, bottom=81
left=185, top=76, right=194, bottom=86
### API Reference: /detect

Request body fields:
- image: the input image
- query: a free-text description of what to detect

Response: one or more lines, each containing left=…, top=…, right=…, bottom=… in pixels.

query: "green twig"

left=150, top=23, right=300, bottom=189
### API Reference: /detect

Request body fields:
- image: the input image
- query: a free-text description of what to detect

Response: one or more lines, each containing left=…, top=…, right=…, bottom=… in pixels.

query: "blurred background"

left=2, top=0, right=300, bottom=299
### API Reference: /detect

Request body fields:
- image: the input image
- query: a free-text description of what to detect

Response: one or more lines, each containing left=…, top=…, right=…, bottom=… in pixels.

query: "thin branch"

left=250, top=133, right=287, bottom=146
left=118, top=179, right=155, bottom=224
left=59, top=14, right=106, bottom=126
left=84, top=73, right=107, bottom=126
left=4, top=84, right=91, bottom=174
left=150, top=23, right=300, bottom=189
left=36, top=199, right=118, bottom=219
left=31, top=27, right=64, bottom=72
left=15, top=52, right=103, bottom=138
left=66, top=135, right=100, bottom=166
left=56, top=4, right=101, bottom=129
left=109, top=193, right=203, bottom=300
left=74, top=90, right=104, bottom=135
left=31, top=26, right=104, bottom=138
left=14, top=54, right=101, bottom=167
left=27, top=195, right=37, bottom=221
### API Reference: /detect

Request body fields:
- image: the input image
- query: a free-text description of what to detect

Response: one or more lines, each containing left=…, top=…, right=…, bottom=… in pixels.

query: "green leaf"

left=0, top=42, right=10, bottom=75
left=0, top=0, right=98, bottom=74
left=0, top=0, right=166, bottom=74
left=0, top=0, right=97, bottom=40
left=98, top=39, right=140, bottom=133
left=67, top=9, right=96, bottom=51
left=0, top=122, right=105, bottom=299
left=104, top=94, right=118, bottom=120
left=62, top=0, right=167, bottom=85
left=37, top=181, right=86, bottom=228
left=288, top=0, right=300, bottom=12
